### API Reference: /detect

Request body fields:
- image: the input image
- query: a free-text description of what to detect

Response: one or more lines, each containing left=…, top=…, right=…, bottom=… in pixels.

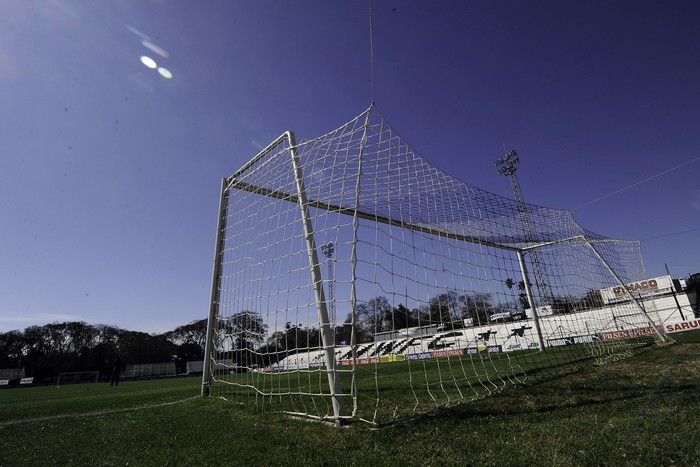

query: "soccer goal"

left=57, top=371, right=100, bottom=386
left=202, top=104, right=669, bottom=425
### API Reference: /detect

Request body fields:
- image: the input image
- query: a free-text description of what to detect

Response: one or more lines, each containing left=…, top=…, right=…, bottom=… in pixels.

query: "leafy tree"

left=505, top=278, right=531, bottom=311
left=0, top=315, right=269, bottom=380
left=218, top=311, right=267, bottom=367
left=355, top=296, right=393, bottom=339
left=164, top=318, right=208, bottom=367
left=164, top=319, right=207, bottom=349
left=119, top=331, right=176, bottom=364
left=391, top=304, right=417, bottom=330
left=220, top=311, right=267, bottom=350
left=427, top=291, right=461, bottom=325
left=274, top=323, right=322, bottom=352
left=461, top=292, right=493, bottom=325
left=266, top=330, right=286, bottom=351
left=0, top=330, right=25, bottom=368
left=23, top=325, right=54, bottom=379
left=65, top=321, right=99, bottom=370
left=44, top=323, right=72, bottom=374
left=334, top=318, right=353, bottom=345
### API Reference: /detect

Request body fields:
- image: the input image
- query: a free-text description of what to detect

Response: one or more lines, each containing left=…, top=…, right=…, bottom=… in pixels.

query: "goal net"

left=202, top=105, right=669, bottom=425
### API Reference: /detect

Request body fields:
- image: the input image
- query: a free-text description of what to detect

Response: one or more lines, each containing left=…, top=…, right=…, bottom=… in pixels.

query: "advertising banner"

left=357, top=357, right=380, bottom=365
left=600, top=330, right=631, bottom=341
left=489, top=312, right=512, bottom=322
left=547, top=334, right=599, bottom=347
left=665, top=318, right=700, bottom=333
left=600, top=275, right=673, bottom=304
left=630, top=326, right=661, bottom=338
left=527, top=305, right=554, bottom=319
left=432, top=349, right=464, bottom=358
left=600, top=326, right=662, bottom=341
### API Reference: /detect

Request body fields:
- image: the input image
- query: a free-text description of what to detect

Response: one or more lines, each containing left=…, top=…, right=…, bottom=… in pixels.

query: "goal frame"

left=202, top=131, right=344, bottom=418
left=201, top=105, right=668, bottom=424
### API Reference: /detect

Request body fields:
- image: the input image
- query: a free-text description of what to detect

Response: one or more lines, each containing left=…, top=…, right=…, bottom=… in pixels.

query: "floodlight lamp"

left=495, top=150, right=519, bottom=176
left=321, top=242, right=335, bottom=257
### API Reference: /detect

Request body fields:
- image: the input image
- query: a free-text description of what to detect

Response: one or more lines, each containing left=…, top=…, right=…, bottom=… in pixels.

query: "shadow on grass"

left=380, top=339, right=695, bottom=429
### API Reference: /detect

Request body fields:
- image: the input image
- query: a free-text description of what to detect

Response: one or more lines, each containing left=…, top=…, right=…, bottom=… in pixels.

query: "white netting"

left=203, top=105, right=671, bottom=425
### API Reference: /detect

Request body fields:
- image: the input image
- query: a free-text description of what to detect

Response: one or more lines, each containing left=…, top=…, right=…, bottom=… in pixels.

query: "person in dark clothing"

left=110, top=357, right=124, bottom=386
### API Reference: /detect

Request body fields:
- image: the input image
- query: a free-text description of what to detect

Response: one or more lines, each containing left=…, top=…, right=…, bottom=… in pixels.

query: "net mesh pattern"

left=205, top=105, right=668, bottom=425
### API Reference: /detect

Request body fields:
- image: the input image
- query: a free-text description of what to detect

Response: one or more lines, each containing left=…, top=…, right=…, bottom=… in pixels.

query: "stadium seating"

left=124, top=362, right=176, bottom=379
left=185, top=359, right=235, bottom=375
left=0, top=368, right=25, bottom=379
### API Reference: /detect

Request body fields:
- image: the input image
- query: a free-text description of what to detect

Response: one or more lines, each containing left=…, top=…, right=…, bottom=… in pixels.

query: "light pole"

left=496, top=150, right=550, bottom=350
left=495, top=150, right=552, bottom=300
left=495, top=150, right=524, bottom=207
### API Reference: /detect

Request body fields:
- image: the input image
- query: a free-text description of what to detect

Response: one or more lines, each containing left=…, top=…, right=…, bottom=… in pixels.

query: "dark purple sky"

left=2, top=1, right=699, bottom=333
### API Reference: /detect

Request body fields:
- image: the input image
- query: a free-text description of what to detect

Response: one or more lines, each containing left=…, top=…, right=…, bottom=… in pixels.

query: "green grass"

left=213, top=339, right=655, bottom=424
left=1, top=331, right=698, bottom=466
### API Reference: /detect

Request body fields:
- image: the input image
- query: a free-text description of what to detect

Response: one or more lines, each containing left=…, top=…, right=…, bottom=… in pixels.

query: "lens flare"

left=157, top=67, right=173, bottom=79
left=142, top=39, right=169, bottom=58
left=140, top=56, right=157, bottom=69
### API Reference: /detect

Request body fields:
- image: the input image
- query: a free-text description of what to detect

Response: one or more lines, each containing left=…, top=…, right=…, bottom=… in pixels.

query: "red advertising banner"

left=600, top=330, right=631, bottom=341
left=630, top=327, right=661, bottom=338
left=601, top=326, right=663, bottom=341
left=665, top=318, right=700, bottom=333
left=432, top=349, right=464, bottom=358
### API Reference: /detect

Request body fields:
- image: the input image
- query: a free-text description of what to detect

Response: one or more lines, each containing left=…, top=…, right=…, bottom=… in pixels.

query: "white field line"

left=0, top=396, right=199, bottom=429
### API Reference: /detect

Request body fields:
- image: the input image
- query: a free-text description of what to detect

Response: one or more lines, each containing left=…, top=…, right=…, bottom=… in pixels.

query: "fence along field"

left=201, top=105, right=687, bottom=426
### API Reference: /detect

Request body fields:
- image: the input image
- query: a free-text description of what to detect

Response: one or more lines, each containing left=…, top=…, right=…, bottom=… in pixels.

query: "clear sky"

left=2, top=1, right=699, bottom=334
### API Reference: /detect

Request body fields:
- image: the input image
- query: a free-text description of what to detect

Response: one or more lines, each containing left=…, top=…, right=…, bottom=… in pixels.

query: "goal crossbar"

left=228, top=178, right=522, bottom=252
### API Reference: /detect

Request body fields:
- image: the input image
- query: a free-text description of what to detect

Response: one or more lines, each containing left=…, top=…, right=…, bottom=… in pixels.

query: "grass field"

left=213, top=338, right=654, bottom=424
left=1, top=331, right=698, bottom=466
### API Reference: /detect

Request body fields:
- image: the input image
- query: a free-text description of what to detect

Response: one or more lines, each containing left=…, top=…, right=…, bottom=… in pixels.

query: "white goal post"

left=202, top=104, right=669, bottom=426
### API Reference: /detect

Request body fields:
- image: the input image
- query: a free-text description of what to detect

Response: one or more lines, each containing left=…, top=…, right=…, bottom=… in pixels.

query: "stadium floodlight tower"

left=495, top=150, right=547, bottom=350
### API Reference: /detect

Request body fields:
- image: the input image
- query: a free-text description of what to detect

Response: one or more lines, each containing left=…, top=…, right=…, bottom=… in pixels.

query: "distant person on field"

left=110, top=357, right=124, bottom=386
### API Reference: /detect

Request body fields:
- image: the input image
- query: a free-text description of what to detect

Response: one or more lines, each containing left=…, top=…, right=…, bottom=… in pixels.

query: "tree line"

left=0, top=320, right=208, bottom=383
left=1, top=286, right=607, bottom=382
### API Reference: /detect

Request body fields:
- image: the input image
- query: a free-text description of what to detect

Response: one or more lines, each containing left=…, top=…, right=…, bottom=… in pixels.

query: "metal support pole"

left=496, top=150, right=553, bottom=305
left=288, top=131, right=345, bottom=421
left=202, top=178, right=229, bottom=396
left=666, top=264, right=686, bottom=321
left=322, top=243, right=336, bottom=326
left=517, top=250, right=546, bottom=351
left=586, top=241, right=667, bottom=343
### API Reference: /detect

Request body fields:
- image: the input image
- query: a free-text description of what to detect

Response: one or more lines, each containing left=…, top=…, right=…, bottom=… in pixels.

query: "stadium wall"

left=270, top=292, right=693, bottom=370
